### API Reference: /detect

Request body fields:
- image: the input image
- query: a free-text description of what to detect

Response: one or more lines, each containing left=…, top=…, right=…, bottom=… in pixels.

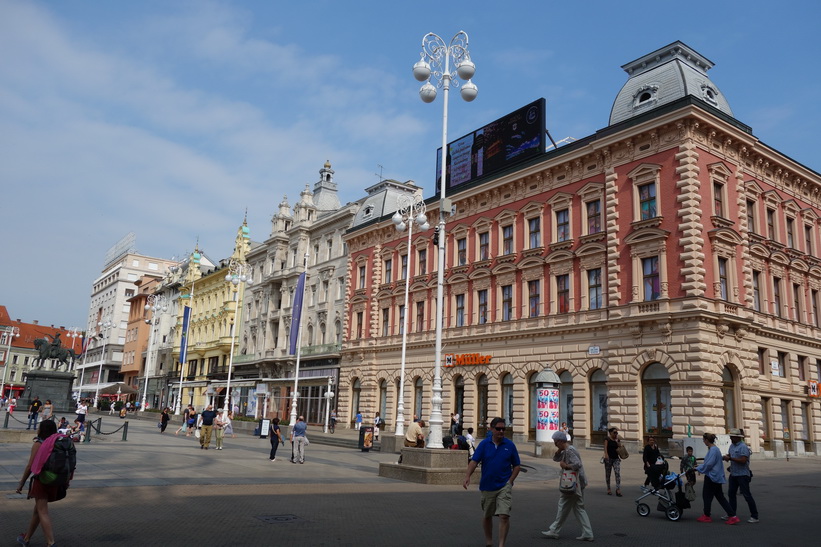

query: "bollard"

left=122, top=420, right=128, bottom=441
left=83, top=421, right=92, bottom=443
left=3, top=412, right=9, bottom=428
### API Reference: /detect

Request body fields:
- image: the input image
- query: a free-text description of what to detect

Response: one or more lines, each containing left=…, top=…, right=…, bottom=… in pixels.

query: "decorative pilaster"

left=675, top=139, right=707, bottom=304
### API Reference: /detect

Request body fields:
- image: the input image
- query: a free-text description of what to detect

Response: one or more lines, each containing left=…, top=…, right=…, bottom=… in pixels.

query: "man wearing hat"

left=723, top=428, right=759, bottom=523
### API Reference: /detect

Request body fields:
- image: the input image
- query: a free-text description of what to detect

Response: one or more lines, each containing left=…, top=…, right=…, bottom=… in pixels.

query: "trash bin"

left=358, top=426, right=374, bottom=452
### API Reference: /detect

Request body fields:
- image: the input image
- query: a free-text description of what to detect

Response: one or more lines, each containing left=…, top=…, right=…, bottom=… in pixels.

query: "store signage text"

left=444, top=353, right=492, bottom=367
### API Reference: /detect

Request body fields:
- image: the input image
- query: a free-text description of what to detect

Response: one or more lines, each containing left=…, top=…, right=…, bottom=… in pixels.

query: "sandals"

left=616, top=490, right=622, bottom=497
left=607, top=490, right=612, bottom=495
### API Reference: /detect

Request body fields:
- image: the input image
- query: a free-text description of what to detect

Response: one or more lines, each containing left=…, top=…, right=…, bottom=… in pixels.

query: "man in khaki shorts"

left=463, top=417, right=521, bottom=547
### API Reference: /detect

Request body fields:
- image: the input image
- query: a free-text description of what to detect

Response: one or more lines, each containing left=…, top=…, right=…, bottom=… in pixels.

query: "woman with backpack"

left=15, top=420, right=62, bottom=546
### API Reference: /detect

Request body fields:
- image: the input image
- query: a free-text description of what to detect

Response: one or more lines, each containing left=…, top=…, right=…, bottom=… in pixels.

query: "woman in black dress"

left=642, top=435, right=662, bottom=488
left=603, top=427, right=622, bottom=496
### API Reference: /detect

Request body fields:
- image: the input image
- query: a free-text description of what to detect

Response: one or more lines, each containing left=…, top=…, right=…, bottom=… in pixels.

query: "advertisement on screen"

left=436, top=98, right=545, bottom=194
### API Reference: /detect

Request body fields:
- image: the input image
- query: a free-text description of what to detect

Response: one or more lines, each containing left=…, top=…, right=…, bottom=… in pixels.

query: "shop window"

left=454, top=376, right=465, bottom=419
left=722, top=367, right=737, bottom=431
left=590, top=369, right=608, bottom=446
left=761, top=398, right=772, bottom=451
left=414, top=377, right=424, bottom=420
left=379, top=380, right=388, bottom=424
left=351, top=378, right=361, bottom=427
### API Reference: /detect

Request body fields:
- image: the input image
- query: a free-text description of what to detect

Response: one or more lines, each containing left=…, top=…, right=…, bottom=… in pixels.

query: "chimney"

left=33, top=320, right=39, bottom=325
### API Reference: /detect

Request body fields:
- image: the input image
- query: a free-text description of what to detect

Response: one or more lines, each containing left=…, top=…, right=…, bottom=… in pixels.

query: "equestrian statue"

left=33, top=333, right=78, bottom=371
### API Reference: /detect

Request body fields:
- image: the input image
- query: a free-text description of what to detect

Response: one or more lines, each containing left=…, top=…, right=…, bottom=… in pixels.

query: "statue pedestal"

left=23, top=370, right=76, bottom=416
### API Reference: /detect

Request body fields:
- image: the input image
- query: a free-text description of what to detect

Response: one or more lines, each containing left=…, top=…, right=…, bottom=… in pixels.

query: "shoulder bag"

left=559, top=450, right=579, bottom=494
left=617, top=443, right=629, bottom=460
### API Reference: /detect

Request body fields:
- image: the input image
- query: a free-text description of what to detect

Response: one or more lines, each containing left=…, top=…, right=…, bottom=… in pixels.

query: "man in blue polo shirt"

left=463, top=417, right=521, bottom=547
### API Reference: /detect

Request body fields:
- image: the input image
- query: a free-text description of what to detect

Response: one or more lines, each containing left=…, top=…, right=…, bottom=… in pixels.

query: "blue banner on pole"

left=179, top=305, right=192, bottom=365
left=289, top=272, right=306, bottom=355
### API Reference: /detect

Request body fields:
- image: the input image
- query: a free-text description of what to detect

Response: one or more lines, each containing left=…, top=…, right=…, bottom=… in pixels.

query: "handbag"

left=559, top=450, right=579, bottom=494
left=195, top=428, right=201, bottom=439
left=617, top=444, right=629, bottom=460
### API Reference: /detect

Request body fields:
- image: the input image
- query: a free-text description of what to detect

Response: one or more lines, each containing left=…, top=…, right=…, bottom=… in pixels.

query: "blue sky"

left=2, top=0, right=820, bottom=328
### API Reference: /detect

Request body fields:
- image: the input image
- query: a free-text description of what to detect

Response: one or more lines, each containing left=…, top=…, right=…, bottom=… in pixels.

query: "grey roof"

left=351, top=179, right=422, bottom=228
left=609, top=41, right=733, bottom=126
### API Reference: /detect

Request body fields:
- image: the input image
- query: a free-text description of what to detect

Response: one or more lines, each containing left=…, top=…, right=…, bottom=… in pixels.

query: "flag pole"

left=289, top=253, right=309, bottom=427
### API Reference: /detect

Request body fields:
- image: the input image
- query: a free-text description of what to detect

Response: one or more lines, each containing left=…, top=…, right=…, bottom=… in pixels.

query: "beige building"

left=337, top=42, right=821, bottom=457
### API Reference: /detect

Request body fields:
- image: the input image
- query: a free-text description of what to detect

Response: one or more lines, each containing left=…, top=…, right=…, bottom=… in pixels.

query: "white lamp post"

left=67, top=327, right=82, bottom=370
left=1, top=326, right=21, bottom=401
left=169, top=252, right=195, bottom=416
left=323, top=377, right=335, bottom=433
left=224, top=258, right=252, bottom=416
left=391, top=195, right=429, bottom=437
left=93, top=315, right=113, bottom=407
left=141, top=294, right=168, bottom=411
left=413, top=30, right=477, bottom=448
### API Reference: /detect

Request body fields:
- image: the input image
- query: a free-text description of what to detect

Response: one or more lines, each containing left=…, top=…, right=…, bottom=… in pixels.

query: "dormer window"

left=701, top=84, right=719, bottom=107
left=632, top=84, right=659, bottom=109
left=363, top=205, right=375, bottom=218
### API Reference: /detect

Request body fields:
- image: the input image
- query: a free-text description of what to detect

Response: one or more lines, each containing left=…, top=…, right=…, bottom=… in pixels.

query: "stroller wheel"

left=636, top=503, right=651, bottom=517
left=665, top=506, right=682, bottom=521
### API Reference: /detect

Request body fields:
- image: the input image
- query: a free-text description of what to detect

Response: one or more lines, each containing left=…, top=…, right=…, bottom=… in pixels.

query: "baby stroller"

left=635, top=459, right=689, bottom=522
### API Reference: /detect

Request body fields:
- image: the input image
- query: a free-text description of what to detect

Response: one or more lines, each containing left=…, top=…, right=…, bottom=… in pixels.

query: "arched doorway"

left=350, top=378, right=361, bottom=428
left=642, top=363, right=672, bottom=448
left=414, top=377, right=424, bottom=421
left=559, top=370, right=574, bottom=438
left=528, top=373, right=538, bottom=440
left=502, top=373, right=514, bottom=439
left=477, top=374, right=489, bottom=438
left=454, top=375, right=465, bottom=423
left=590, top=369, right=608, bottom=445
left=722, top=366, right=737, bottom=431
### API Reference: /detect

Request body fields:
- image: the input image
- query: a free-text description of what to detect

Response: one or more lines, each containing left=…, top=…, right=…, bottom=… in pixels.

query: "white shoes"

left=541, top=531, right=559, bottom=539
left=748, top=517, right=759, bottom=523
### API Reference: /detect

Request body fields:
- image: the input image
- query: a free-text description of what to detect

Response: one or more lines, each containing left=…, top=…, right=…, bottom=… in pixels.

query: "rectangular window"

left=718, top=257, right=728, bottom=300
left=639, top=183, right=657, bottom=220
left=502, top=225, right=514, bottom=254
left=416, top=301, right=424, bottom=332
left=478, top=289, right=488, bottom=324
left=798, top=355, right=808, bottom=382
left=457, top=238, right=467, bottom=265
left=588, top=268, right=603, bottom=309
left=766, top=209, right=775, bottom=239
left=757, top=347, right=766, bottom=375
left=528, top=217, right=541, bottom=248
left=337, top=277, right=344, bottom=299
left=322, top=280, right=329, bottom=302
left=773, top=276, right=782, bottom=317
left=401, top=254, right=408, bottom=280
left=816, top=359, right=821, bottom=382
left=557, top=274, right=570, bottom=313
left=528, top=280, right=540, bottom=318
left=752, top=270, right=762, bottom=312
left=456, top=294, right=465, bottom=327
left=502, top=285, right=513, bottom=321
left=556, top=209, right=570, bottom=242
left=356, top=311, right=363, bottom=339
left=713, top=182, right=725, bottom=217
left=642, top=256, right=660, bottom=301
left=587, top=200, right=602, bottom=234
left=812, top=289, right=820, bottom=327
left=382, top=308, right=389, bottom=336
left=313, top=244, right=320, bottom=264
left=398, top=305, right=405, bottom=335
left=793, top=283, right=803, bottom=322
left=787, top=218, right=795, bottom=248
left=327, top=239, right=333, bottom=260
left=776, top=351, right=787, bottom=378
left=418, top=249, right=427, bottom=275
left=479, top=232, right=490, bottom=260
left=358, top=265, right=366, bottom=289
left=746, top=200, right=756, bottom=233
left=384, top=259, right=392, bottom=283
left=806, top=225, right=814, bottom=254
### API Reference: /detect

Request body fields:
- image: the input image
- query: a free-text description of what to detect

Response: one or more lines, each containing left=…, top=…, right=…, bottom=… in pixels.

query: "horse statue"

left=33, top=338, right=78, bottom=371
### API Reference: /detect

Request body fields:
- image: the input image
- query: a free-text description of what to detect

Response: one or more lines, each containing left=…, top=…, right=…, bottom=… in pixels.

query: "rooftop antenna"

left=375, top=164, right=385, bottom=181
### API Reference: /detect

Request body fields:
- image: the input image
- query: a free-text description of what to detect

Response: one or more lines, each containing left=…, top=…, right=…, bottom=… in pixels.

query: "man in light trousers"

left=291, top=415, right=308, bottom=464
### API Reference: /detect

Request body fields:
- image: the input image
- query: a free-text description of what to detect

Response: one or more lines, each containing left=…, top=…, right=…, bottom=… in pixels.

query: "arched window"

left=320, top=322, right=326, bottom=345
left=528, top=372, right=538, bottom=440
left=502, top=373, right=514, bottom=436
left=350, top=378, right=361, bottom=427
left=590, top=369, right=608, bottom=445
left=306, top=325, right=313, bottom=347
left=477, top=374, right=489, bottom=438
left=722, top=367, right=737, bottom=430
left=414, top=377, right=424, bottom=420
left=642, top=362, right=672, bottom=447
left=335, top=321, right=342, bottom=344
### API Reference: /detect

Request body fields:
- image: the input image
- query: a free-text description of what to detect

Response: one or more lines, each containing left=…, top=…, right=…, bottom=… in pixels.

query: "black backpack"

left=39, top=435, right=77, bottom=486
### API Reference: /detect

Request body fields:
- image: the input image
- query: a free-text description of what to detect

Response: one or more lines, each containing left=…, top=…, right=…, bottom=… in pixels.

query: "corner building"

left=339, top=41, right=821, bottom=457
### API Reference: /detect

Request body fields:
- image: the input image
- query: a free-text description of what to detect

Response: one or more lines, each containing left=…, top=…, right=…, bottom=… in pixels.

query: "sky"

left=2, top=0, right=821, bottom=329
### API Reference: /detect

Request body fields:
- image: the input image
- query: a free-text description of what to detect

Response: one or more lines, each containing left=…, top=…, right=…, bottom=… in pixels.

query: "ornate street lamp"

left=391, top=195, right=429, bottom=437
left=413, top=31, right=477, bottom=448
left=141, top=294, right=168, bottom=411
left=223, top=258, right=252, bottom=416
left=93, top=316, right=113, bottom=407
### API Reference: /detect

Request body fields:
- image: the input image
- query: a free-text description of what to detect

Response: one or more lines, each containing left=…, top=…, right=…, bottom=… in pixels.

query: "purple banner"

left=179, top=305, right=192, bottom=365
left=289, top=273, right=306, bottom=355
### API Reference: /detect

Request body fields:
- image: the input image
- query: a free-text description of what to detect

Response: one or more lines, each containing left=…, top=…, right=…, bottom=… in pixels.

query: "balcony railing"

left=300, top=343, right=341, bottom=356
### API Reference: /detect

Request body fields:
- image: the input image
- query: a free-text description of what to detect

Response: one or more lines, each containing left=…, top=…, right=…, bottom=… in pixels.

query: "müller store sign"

left=444, top=353, right=493, bottom=367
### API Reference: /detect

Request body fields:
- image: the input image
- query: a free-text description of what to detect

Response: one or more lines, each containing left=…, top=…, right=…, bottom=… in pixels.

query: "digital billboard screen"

left=436, top=98, right=545, bottom=194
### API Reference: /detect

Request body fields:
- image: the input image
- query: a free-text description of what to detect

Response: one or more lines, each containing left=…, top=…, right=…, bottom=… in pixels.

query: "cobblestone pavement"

left=1, top=414, right=819, bottom=546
